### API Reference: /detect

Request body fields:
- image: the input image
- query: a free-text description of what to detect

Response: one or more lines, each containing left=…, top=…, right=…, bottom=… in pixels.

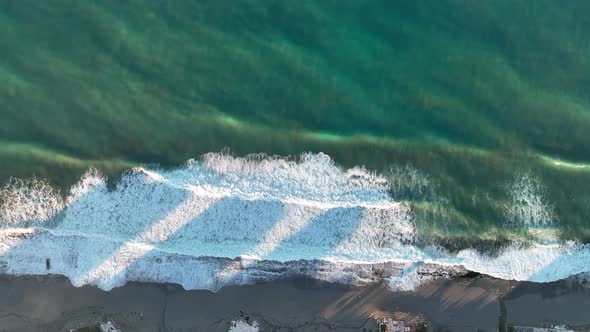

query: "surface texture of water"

left=1, top=1, right=589, bottom=247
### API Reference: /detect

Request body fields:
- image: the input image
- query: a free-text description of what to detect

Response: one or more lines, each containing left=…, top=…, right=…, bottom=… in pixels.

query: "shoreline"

left=3, top=224, right=589, bottom=292
left=1, top=274, right=590, bottom=331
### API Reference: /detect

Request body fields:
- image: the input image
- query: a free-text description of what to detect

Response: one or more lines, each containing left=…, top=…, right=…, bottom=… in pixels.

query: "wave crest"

left=0, top=153, right=589, bottom=291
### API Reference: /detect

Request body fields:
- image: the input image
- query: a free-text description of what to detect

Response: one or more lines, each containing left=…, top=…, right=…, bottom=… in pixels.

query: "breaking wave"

left=0, top=152, right=589, bottom=291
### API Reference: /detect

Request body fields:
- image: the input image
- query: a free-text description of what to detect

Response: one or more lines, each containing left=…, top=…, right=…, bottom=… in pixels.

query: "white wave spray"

left=0, top=153, right=589, bottom=291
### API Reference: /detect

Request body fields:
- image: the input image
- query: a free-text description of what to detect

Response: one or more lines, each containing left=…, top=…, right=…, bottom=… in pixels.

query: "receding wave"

left=0, top=153, right=589, bottom=291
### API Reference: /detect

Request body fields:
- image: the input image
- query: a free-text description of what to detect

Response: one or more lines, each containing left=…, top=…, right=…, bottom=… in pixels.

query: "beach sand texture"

left=1, top=275, right=589, bottom=331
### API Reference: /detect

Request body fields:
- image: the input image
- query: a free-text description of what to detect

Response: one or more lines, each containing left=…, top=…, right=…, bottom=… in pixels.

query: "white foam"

left=0, top=178, right=64, bottom=227
left=0, top=153, right=589, bottom=291
left=504, top=171, right=555, bottom=228
left=229, top=319, right=259, bottom=332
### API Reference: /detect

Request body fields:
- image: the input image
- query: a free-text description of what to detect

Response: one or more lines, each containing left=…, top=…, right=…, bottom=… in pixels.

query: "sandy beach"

left=0, top=274, right=589, bottom=331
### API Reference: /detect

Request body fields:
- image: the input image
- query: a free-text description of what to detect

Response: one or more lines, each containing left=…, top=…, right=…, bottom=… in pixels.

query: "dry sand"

left=0, top=274, right=589, bottom=331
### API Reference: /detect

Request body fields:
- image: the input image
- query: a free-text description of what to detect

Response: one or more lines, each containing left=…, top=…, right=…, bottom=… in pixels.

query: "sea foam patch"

left=0, top=153, right=589, bottom=291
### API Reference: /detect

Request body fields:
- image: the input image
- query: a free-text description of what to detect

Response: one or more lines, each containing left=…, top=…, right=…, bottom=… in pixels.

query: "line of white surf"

left=0, top=153, right=588, bottom=291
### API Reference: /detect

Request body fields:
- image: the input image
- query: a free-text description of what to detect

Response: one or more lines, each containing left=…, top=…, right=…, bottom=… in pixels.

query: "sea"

left=1, top=1, right=590, bottom=291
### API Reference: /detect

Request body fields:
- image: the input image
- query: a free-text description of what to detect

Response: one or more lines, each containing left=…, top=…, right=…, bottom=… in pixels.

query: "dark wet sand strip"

left=0, top=274, right=589, bottom=331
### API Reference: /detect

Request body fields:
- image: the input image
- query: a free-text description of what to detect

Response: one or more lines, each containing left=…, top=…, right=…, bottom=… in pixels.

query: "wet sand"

left=0, top=274, right=589, bottom=331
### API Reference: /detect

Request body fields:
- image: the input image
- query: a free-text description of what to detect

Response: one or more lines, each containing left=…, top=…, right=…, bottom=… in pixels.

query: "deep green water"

left=1, top=1, right=590, bottom=248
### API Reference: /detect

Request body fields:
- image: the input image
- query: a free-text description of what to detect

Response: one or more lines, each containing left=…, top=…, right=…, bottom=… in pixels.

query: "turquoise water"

left=1, top=1, right=590, bottom=249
